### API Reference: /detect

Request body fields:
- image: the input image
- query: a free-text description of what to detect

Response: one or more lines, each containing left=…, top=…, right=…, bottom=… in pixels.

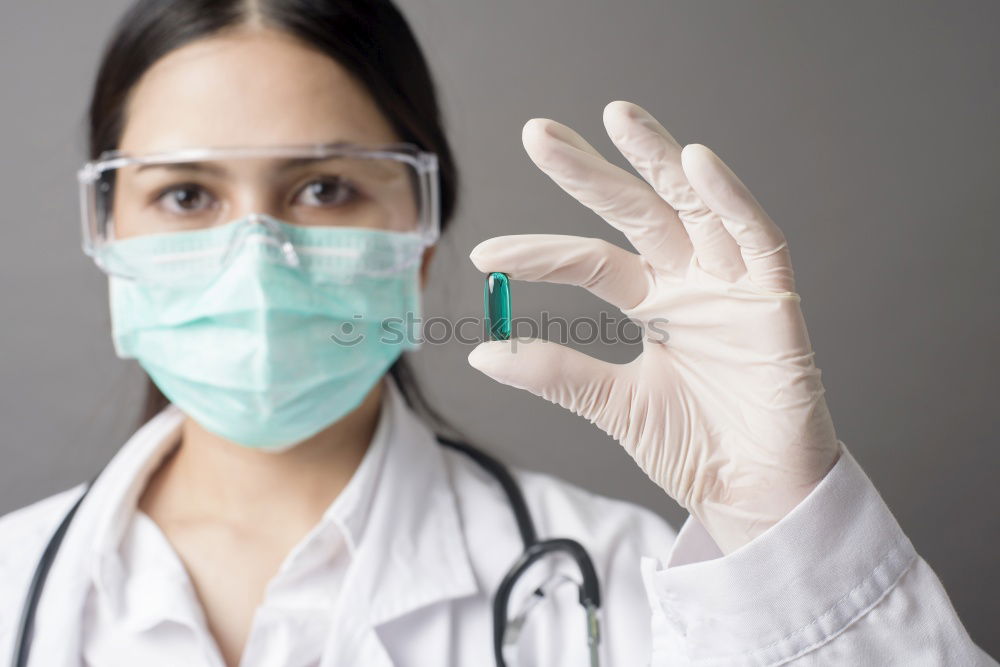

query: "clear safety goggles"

left=77, top=142, right=439, bottom=281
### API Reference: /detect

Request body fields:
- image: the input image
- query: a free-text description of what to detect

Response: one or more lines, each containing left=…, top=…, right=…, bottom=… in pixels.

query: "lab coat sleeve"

left=638, top=443, right=996, bottom=665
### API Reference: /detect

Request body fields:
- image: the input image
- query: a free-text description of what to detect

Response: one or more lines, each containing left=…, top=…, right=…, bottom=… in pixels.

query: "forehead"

left=118, top=27, right=399, bottom=155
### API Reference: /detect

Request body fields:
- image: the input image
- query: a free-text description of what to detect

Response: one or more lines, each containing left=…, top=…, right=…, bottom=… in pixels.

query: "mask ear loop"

left=219, top=213, right=302, bottom=271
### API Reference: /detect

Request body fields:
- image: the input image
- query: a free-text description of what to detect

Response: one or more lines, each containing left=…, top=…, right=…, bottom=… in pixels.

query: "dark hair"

left=88, top=0, right=458, bottom=434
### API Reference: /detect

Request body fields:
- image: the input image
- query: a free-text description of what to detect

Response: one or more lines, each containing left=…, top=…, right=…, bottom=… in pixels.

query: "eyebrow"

left=136, top=161, right=223, bottom=175
left=135, top=156, right=339, bottom=174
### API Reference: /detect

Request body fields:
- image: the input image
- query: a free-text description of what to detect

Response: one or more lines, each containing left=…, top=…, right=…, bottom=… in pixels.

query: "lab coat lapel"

left=319, top=389, right=479, bottom=665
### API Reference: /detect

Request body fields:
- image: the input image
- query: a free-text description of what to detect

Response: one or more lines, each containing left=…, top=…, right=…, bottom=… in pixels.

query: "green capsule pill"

left=484, top=272, right=511, bottom=341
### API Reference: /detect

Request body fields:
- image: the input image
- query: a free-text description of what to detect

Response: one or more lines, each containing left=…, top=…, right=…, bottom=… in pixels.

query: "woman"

left=0, top=1, right=991, bottom=665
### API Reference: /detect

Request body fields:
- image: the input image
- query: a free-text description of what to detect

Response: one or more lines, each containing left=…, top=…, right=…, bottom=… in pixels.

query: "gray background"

left=1, top=0, right=997, bottom=656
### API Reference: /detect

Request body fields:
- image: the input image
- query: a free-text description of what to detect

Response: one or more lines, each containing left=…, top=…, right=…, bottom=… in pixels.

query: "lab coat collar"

left=86, top=380, right=393, bottom=616
left=88, top=405, right=183, bottom=609
left=104, top=383, right=398, bottom=637
left=29, top=376, right=479, bottom=666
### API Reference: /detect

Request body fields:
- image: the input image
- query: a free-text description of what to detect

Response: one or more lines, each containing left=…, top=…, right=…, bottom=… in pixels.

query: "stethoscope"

left=11, top=435, right=602, bottom=667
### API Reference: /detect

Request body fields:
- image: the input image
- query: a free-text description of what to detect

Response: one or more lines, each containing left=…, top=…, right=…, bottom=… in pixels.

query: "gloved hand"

left=468, top=101, right=841, bottom=555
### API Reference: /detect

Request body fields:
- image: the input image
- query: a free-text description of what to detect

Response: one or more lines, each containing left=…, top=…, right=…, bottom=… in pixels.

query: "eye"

left=155, top=184, right=214, bottom=214
left=295, top=177, right=358, bottom=207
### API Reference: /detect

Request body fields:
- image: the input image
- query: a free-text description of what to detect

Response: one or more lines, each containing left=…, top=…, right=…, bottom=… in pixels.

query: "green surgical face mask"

left=107, top=214, right=423, bottom=450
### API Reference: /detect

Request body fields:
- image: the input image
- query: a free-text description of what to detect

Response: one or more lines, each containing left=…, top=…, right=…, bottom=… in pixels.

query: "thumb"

left=468, top=338, right=624, bottom=426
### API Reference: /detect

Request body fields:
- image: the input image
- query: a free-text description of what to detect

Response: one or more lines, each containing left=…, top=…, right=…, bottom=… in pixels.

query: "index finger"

left=470, top=234, right=650, bottom=311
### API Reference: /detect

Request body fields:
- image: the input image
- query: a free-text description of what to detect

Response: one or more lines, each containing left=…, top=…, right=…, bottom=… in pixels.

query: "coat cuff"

left=639, top=442, right=918, bottom=664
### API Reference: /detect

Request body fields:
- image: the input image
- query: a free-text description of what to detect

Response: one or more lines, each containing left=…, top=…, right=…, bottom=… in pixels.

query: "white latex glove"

left=468, top=101, right=841, bottom=554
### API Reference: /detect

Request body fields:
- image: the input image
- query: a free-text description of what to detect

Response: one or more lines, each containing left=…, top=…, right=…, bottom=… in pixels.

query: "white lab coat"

left=0, top=378, right=993, bottom=665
